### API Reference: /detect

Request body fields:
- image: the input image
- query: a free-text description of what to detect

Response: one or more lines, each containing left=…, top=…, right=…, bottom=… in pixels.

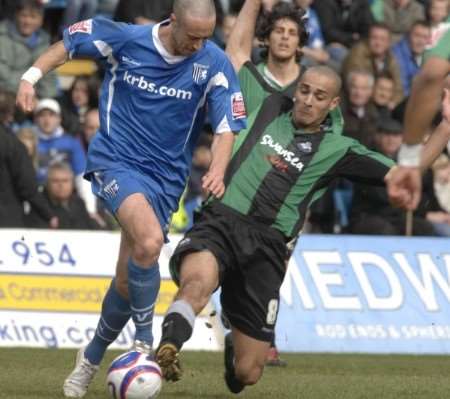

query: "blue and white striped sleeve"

left=63, top=17, right=131, bottom=61
left=207, top=56, right=247, bottom=135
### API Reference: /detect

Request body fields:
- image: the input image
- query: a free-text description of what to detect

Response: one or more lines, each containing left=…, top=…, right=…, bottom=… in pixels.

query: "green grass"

left=0, top=349, right=450, bottom=398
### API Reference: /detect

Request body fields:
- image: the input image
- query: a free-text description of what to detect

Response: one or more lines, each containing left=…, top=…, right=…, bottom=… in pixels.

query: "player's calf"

left=224, top=328, right=270, bottom=393
left=234, top=358, right=264, bottom=386
left=224, top=342, right=263, bottom=395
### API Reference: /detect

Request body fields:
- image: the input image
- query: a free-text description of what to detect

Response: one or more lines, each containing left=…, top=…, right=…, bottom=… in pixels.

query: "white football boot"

left=132, top=339, right=153, bottom=356
left=63, top=347, right=99, bottom=398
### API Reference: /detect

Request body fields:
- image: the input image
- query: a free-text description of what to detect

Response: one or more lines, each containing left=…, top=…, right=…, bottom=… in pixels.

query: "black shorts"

left=170, top=202, right=288, bottom=342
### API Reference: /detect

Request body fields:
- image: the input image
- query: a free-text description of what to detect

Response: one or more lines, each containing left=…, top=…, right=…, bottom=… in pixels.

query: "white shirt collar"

left=263, top=65, right=285, bottom=88
left=37, top=125, right=64, bottom=140
left=152, top=19, right=187, bottom=64
left=352, top=106, right=365, bottom=118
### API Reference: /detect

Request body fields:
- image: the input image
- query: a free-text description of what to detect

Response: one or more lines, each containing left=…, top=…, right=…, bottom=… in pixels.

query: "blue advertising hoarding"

left=276, top=235, right=450, bottom=354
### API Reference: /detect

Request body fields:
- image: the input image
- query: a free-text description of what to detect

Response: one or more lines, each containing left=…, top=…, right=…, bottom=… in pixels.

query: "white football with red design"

left=106, top=351, right=162, bottom=399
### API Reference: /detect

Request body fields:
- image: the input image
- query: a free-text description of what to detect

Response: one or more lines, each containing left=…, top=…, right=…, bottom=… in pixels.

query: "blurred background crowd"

left=1, top=0, right=450, bottom=237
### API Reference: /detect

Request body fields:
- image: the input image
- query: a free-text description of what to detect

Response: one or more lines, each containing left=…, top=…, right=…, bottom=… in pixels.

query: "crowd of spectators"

left=0, top=0, right=449, bottom=237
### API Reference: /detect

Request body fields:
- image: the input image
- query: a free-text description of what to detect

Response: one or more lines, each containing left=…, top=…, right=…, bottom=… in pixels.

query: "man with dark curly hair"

left=226, top=0, right=343, bottom=135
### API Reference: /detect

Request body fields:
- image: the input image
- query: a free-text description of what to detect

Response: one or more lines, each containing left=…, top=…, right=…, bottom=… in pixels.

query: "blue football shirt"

left=63, top=17, right=246, bottom=207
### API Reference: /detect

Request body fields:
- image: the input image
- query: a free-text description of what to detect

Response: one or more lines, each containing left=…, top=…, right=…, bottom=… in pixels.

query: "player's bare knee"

left=132, top=235, right=163, bottom=266
left=234, top=361, right=264, bottom=386
left=177, top=277, right=212, bottom=314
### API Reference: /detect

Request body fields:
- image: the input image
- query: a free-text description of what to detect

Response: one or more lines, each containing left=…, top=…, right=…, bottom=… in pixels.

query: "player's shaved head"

left=303, top=66, right=342, bottom=97
left=293, top=66, right=341, bottom=132
left=168, top=0, right=216, bottom=56
left=173, top=0, right=216, bottom=20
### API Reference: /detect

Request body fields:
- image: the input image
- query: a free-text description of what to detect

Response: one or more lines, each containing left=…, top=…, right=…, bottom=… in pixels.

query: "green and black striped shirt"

left=209, top=64, right=394, bottom=240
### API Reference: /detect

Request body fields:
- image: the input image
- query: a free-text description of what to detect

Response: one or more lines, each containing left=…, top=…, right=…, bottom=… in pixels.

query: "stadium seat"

left=56, top=59, right=98, bottom=76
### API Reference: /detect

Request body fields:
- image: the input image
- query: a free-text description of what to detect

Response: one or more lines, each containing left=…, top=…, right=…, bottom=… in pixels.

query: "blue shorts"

left=87, top=168, right=173, bottom=240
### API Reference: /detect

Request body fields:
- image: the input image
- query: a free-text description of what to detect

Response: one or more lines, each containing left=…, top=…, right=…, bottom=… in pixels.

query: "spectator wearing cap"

left=26, top=161, right=102, bottom=230
left=392, top=20, right=431, bottom=96
left=349, top=117, right=440, bottom=236
left=0, top=88, right=57, bottom=228
left=0, top=0, right=58, bottom=98
left=374, top=118, right=405, bottom=159
left=33, top=98, right=99, bottom=220
left=342, top=23, right=404, bottom=106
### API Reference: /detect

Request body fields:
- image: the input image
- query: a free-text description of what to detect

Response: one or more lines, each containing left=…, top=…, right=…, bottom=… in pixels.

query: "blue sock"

left=128, top=259, right=161, bottom=346
left=85, top=279, right=131, bottom=365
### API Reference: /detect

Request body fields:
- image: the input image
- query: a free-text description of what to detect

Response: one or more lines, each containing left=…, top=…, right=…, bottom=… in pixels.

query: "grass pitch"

left=0, top=349, right=449, bottom=398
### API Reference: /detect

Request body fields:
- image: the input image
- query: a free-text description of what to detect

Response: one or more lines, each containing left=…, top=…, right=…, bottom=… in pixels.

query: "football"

left=106, top=351, right=162, bottom=399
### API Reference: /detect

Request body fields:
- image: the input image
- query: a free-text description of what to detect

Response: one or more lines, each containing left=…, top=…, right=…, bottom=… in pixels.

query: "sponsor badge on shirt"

left=231, top=92, right=246, bottom=120
left=68, top=19, right=93, bottom=35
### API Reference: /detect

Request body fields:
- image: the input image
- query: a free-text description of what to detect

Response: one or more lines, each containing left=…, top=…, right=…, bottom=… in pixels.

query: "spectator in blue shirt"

left=34, top=98, right=85, bottom=183
left=33, top=98, right=97, bottom=216
left=295, top=0, right=331, bottom=66
left=392, top=20, right=431, bottom=96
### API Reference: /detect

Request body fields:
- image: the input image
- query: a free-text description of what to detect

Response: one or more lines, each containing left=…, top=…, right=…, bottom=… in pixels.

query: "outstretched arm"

left=225, top=0, right=262, bottom=72
left=386, top=88, right=450, bottom=210
left=420, top=88, right=450, bottom=170
left=16, top=41, right=68, bottom=113
left=403, top=57, right=449, bottom=146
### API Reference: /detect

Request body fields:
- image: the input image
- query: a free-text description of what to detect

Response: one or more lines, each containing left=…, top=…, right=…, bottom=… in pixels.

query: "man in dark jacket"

left=313, top=0, right=374, bottom=48
left=341, top=69, right=379, bottom=147
left=0, top=123, right=56, bottom=228
left=350, top=118, right=438, bottom=236
left=114, top=0, right=174, bottom=24
left=26, top=162, right=101, bottom=230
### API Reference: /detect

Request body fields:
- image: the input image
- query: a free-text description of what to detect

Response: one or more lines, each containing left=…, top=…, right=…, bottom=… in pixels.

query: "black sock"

left=160, top=312, right=193, bottom=350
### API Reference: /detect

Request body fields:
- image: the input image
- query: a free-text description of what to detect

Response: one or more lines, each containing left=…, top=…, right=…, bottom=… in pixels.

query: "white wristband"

left=398, top=143, right=423, bottom=167
left=21, top=66, right=43, bottom=86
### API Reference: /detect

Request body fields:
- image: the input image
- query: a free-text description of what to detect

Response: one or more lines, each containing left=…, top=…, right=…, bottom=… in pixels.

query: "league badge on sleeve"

left=68, top=19, right=93, bottom=35
left=231, top=92, right=246, bottom=120
left=192, top=63, right=209, bottom=84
